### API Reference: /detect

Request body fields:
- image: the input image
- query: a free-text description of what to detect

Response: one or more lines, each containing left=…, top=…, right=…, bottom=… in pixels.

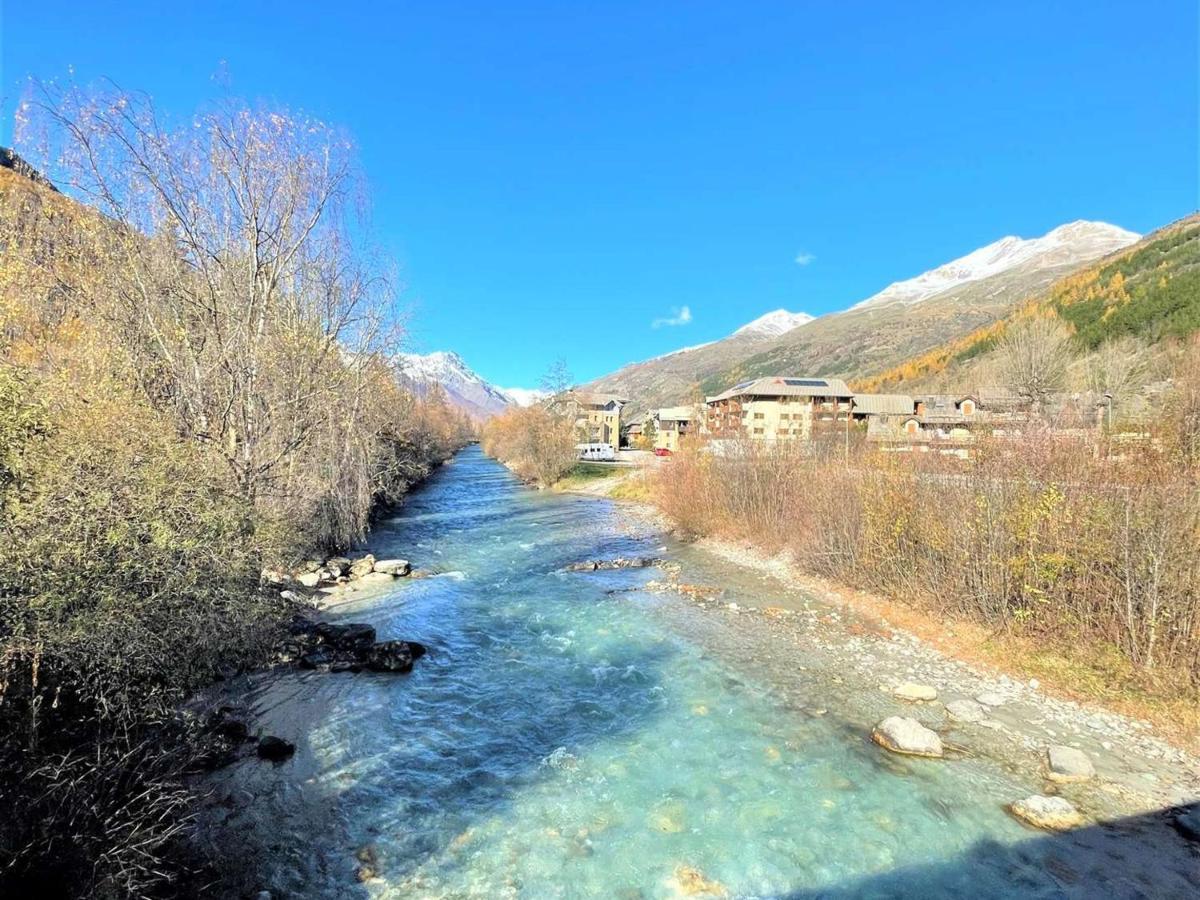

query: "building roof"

left=852, top=393, right=915, bottom=416
left=655, top=405, right=695, bottom=422
left=707, top=376, right=853, bottom=403
left=570, top=391, right=629, bottom=408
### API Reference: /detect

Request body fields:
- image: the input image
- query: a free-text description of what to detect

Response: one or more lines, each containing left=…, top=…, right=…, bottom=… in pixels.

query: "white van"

left=576, top=443, right=616, bottom=462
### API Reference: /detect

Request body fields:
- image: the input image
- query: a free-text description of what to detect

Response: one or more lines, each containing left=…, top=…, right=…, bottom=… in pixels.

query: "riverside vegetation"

left=649, top=352, right=1200, bottom=734
left=0, top=83, right=470, bottom=897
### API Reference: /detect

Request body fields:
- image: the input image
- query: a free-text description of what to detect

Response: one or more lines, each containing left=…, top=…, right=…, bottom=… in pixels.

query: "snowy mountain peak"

left=852, top=220, right=1139, bottom=311
left=733, top=309, right=816, bottom=338
left=398, top=350, right=520, bottom=420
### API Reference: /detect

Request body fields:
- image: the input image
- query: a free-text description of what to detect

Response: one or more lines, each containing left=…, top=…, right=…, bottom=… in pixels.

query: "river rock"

left=374, top=558, right=411, bottom=576
left=565, top=557, right=660, bottom=572
left=871, top=716, right=944, bottom=758
left=976, top=691, right=1006, bottom=707
left=1007, top=794, right=1083, bottom=830
left=257, top=735, right=296, bottom=762
left=945, top=699, right=987, bottom=723
left=893, top=682, right=938, bottom=702
left=355, top=571, right=395, bottom=586
left=364, top=640, right=418, bottom=673
left=1046, top=746, right=1095, bottom=783
left=349, top=554, right=377, bottom=578
left=325, top=556, right=352, bottom=577
left=671, top=864, right=728, bottom=897
left=316, top=622, right=376, bottom=649
left=297, top=571, right=322, bottom=588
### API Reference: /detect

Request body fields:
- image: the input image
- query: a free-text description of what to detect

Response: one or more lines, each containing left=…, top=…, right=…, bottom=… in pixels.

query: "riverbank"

left=197, top=448, right=1200, bottom=897
left=552, top=465, right=1200, bottom=816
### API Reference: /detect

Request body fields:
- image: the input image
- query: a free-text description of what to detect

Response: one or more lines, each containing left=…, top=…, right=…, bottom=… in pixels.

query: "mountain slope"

left=587, top=221, right=1139, bottom=412
left=856, top=214, right=1200, bottom=393
left=398, top=350, right=518, bottom=421
left=585, top=309, right=813, bottom=417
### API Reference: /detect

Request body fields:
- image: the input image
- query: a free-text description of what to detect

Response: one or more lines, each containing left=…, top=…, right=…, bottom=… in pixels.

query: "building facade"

left=652, top=406, right=696, bottom=452
left=703, top=377, right=854, bottom=441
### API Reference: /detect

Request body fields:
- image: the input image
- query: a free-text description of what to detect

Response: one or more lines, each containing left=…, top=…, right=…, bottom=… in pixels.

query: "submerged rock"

left=257, top=735, right=296, bottom=762
left=945, top=699, right=987, bottom=723
left=1007, top=794, right=1084, bottom=830
left=1046, top=745, right=1095, bottom=783
left=893, top=682, right=938, bottom=702
left=565, top=557, right=660, bottom=572
left=871, top=716, right=944, bottom=758
left=671, top=864, right=728, bottom=897
left=975, top=691, right=1006, bottom=707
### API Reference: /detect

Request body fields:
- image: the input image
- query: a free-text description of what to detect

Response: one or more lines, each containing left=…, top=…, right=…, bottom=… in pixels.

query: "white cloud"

left=794, top=251, right=816, bottom=266
left=652, top=305, right=693, bottom=328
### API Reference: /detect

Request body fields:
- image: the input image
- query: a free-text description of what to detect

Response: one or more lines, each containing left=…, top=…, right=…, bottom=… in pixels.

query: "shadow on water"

left=782, top=804, right=1200, bottom=899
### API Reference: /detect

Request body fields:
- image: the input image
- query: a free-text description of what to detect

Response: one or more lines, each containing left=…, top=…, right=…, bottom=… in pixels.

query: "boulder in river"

left=671, top=864, right=728, bottom=897
left=364, top=640, right=419, bottom=673
left=349, top=554, right=377, bottom=578
left=1007, top=794, right=1084, bottom=830
left=975, top=691, right=1006, bottom=707
left=257, top=735, right=296, bottom=762
left=893, top=682, right=938, bottom=702
left=871, top=716, right=944, bottom=758
left=297, top=571, right=322, bottom=588
left=374, top=558, right=411, bottom=576
left=1045, top=745, right=1095, bottom=783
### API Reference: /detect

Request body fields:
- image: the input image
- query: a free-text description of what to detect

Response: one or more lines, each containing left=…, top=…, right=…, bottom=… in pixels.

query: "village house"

left=652, top=406, right=696, bottom=452
left=849, top=393, right=915, bottom=421
left=704, top=377, right=853, bottom=441
left=568, top=392, right=628, bottom=445
left=622, top=420, right=644, bottom=448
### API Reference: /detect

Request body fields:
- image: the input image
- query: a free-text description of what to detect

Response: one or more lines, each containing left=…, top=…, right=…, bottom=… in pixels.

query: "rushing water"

left=205, top=447, right=1198, bottom=898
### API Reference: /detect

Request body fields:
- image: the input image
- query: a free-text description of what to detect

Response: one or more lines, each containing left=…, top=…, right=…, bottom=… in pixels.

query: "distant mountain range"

left=398, top=351, right=543, bottom=421
left=585, top=220, right=1140, bottom=416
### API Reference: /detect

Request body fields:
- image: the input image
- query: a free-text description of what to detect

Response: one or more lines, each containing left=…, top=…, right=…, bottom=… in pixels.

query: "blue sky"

left=1, top=2, right=1196, bottom=388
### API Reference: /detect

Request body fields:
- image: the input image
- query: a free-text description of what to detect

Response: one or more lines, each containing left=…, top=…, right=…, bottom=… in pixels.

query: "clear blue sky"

left=2, top=2, right=1196, bottom=388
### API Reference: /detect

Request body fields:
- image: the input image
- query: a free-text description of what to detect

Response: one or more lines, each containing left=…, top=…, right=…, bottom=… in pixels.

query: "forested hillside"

left=858, top=215, right=1200, bottom=393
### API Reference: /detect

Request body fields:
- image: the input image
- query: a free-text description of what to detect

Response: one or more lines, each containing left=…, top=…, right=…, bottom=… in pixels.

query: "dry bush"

left=652, top=423, right=1200, bottom=684
left=482, top=404, right=579, bottom=487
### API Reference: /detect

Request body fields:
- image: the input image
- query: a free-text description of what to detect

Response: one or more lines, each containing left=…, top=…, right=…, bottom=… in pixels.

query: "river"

left=201, top=446, right=1198, bottom=898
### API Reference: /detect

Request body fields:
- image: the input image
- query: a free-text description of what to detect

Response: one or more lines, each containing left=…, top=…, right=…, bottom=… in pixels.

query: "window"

left=753, top=412, right=765, bottom=420
left=779, top=413, right=790, bottom=421
left=753, top=427, right=764, bottom=435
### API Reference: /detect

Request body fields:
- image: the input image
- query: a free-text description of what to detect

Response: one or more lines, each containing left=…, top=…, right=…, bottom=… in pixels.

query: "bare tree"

left=1087, top=335, right=1149, bottom=419
left=21, top=80, right=393, bottom=505
left=997, top=315, right=1074, bottom=408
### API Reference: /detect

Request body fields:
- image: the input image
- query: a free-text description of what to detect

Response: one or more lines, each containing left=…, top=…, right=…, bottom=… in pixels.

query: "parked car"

left=653, top=447, right=672, bottom=457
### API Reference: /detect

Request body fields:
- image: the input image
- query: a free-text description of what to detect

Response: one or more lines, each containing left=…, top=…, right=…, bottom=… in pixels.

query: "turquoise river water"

left=204, top=447, right=1198, bottom=898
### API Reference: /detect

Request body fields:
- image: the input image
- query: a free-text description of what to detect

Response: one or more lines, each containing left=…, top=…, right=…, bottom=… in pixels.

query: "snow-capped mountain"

left=732, top=309, right=815, bottom=338
left=498, top=386, right=548, bottom=407
left=398, top=351, right=524, bottom=421
left=853, top=221, right=1139, bottom=310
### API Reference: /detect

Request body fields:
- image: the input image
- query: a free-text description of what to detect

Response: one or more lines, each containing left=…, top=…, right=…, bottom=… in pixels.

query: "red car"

left=653, top=447, right=672, bottom=457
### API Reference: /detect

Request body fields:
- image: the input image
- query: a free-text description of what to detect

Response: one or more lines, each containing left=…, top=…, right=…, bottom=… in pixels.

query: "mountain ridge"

left=585, top=219, right=1140, bottom=416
